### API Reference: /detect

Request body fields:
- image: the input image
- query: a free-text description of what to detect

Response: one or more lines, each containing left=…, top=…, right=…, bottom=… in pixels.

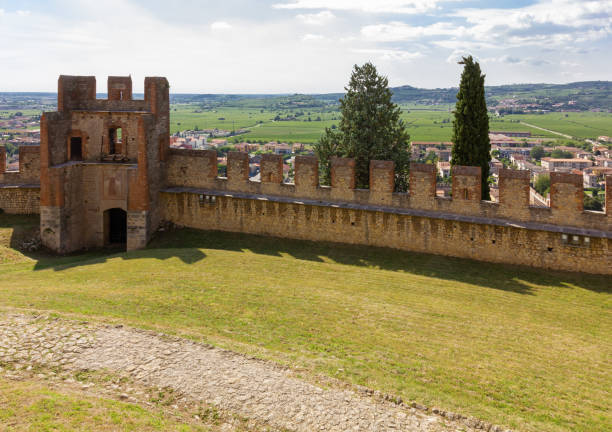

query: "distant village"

left=491, top=98, right=611, bottom=114
left=0, top=111, right=41, bottom=171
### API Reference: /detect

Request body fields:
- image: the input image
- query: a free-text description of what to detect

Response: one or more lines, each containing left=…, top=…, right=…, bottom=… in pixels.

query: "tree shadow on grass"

left=146, top=228, right=611, bottom=296
left=3, top=213, right=608, bottom=296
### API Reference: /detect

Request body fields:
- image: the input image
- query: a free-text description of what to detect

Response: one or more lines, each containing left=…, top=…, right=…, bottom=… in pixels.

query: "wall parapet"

left=165, top=150, right=611, bottom=233
left=0, top=145, right=41, bottom=186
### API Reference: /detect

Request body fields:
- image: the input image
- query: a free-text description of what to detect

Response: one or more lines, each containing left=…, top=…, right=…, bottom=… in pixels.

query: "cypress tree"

left=451, top=56, right=491, bottom=200
left=315, top=62, right=411, bottom=190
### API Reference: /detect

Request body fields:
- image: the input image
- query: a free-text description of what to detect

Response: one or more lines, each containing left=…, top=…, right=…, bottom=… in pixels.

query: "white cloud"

left=359, top=0, right=612, bottom=57
left=210, top=21, right=232, bottom=30
left=480, top=55, right=551, bottom=67
left=456, top=0, right=612, bottom=29
left=361, top=21, right=462, bottom=42
left=352, top=48, right=423, bottom=61
left=296, top=10, right=335, bottom=25
left=302, top=33, right=326, bottom=41
left=454, top=0, right=612, bottom=48
left=16, top=10, right=31, bottom=16
left=0, top=0, right=610, bottom=92
left=0, top=1, right=364, bottom=93
left=560, top=60, right=580, bottom=67
left=273, top=0, right=446, bottom=14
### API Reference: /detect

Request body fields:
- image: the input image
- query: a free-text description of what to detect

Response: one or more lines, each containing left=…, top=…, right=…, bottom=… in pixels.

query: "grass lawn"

left=0, top=377, right=205, bottom=431
left=0, top=215, right=610, bottom=432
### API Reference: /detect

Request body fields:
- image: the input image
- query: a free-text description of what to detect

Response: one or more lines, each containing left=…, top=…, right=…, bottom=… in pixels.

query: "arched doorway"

left=104, top=208, right=127, bottom=245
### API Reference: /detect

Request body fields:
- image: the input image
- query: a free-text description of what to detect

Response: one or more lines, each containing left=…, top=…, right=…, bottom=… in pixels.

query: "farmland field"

left=1, top=214, right=610, bottom=432
left=505, top=112, right=612, bottom=139
left=169, top=103, right=608, bottom=144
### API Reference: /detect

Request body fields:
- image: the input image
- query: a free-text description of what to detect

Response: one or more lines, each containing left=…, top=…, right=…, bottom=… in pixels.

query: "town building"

left=541, top=158, right=593, bottom=171
left=489, top=131, right=531, bottom=137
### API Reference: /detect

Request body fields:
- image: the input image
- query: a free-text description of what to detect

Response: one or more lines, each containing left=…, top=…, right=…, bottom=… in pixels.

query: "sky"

left=0, top=0, right=610, bottom=93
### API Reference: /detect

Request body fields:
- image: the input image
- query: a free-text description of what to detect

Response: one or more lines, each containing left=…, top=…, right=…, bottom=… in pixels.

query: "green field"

left=1, top=214, right=610, bottom=432
left=488, top=118, right=558, bottom=138
left=170, top=105, right=268, bottom=134
left=240, top=119, right=337, bottom=142
left=506, top=112, right=612, bottom=139
left=169, top=104, right=605, bottom=144
left=0, top=109, right=42, bottom=118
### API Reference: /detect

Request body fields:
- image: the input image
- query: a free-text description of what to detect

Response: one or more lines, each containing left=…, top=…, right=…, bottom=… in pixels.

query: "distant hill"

left=2, top=81, right=610, bottom=111
left=482, top=81, right=612, bottom=111
left=313, top=81, right=612, bottom=111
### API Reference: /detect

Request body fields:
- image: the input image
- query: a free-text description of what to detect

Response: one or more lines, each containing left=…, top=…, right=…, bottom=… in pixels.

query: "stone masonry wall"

left=161, top=192, right=610, bottom=275
left=0, top=186, right=39, bottom=214
left=160, top=154, right=611, bottom=275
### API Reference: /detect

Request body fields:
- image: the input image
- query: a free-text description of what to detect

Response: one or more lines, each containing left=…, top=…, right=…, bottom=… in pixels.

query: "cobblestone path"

left=0, top=312, right=504, bottom=432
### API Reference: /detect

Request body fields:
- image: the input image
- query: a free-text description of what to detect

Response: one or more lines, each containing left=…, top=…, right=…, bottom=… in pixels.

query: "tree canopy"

left=314, top=62, right=411, bottom=190
left=451, top=55, right=491, bottom=200
left=530, top=146, right=546, bottom=160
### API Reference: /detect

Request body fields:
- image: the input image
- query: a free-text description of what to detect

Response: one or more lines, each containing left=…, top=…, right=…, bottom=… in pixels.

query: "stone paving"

left=0, top=312, right=508, bottom=432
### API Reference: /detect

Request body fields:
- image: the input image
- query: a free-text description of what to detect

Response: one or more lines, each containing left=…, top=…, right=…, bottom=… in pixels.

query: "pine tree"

left=451, top=56, right=491, bottom=200
left=315, top=62, right=411, bottom=190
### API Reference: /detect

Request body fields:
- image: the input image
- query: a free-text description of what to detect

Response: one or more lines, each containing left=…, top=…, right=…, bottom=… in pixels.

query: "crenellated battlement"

left=165, top=149, right=611, bottom=235
left=57, top=75, right=169, bottom=114
left=0, top=145, right=40, bottom=185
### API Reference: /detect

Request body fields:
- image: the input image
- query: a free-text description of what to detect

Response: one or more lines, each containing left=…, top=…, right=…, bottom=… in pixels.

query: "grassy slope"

left=0, top=215, right=610, bottom=432
left=0, top=377, right=205, bottom=431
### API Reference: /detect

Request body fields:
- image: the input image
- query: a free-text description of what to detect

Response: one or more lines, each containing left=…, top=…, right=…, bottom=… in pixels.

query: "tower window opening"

left=109, top=127, right=122, bottom=154
left=70, top=137, right=83, bottom=161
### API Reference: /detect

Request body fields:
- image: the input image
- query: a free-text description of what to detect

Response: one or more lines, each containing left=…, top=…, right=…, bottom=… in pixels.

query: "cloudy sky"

left=0, top=0, right=610, bottom=93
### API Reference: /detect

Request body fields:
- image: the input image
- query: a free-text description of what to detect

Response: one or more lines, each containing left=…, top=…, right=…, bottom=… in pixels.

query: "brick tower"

left=39, top=75, right=169, bottom=252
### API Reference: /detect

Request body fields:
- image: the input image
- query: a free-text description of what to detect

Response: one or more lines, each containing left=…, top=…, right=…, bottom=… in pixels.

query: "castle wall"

left=0, top=186, right=39, bottom=214
left=163, top=155, right=610, bottom=234
left=166, top=149, right=218, bottom=189
left=160, top=156, right=611, bottom=275
left=160, top=192, right=610, bottom=275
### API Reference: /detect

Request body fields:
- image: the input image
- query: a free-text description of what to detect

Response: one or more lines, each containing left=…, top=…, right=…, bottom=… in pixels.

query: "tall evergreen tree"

left=314, top=62, right=411, bottom=190
left=451, top=56, right=491, bottom=200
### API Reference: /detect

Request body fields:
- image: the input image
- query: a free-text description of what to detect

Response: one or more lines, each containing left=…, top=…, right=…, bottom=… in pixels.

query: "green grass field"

left=506, top=112, right=612, bottom=139
left=488, top=118, right=558, bottom=138
left=1, top=214, right=610, bottom=432
left=169, top=104, right=599, bottom=144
